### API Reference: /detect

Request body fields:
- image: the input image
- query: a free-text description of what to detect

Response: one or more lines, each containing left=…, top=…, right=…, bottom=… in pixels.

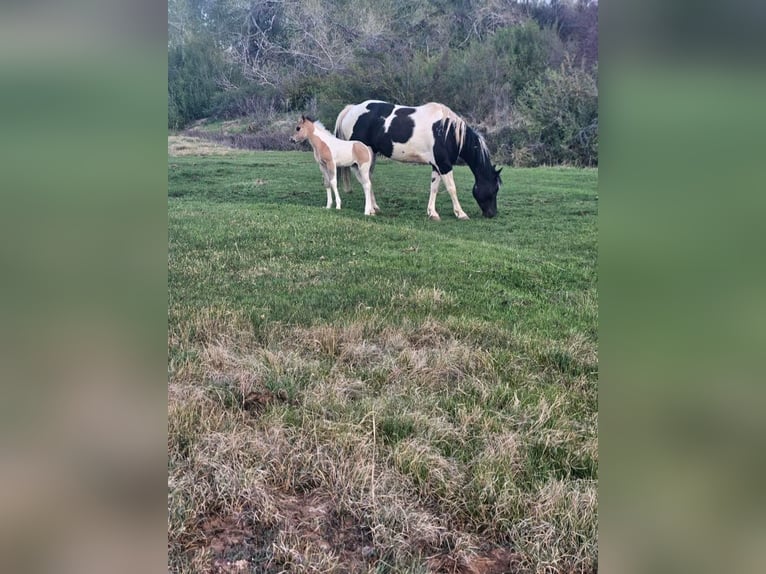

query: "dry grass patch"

left=169, top=135, right=244, bottom=156
left=168, top=313, right=597, bottom=573
left=393, top=286, right=457, bottom=310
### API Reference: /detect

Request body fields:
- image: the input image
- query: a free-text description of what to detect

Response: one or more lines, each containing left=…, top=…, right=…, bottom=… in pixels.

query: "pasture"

left=168, top=140, right=598, bottom=573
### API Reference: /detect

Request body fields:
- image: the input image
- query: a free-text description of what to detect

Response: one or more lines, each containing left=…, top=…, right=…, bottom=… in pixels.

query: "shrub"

left=441, top=21, right=560, bottom=121
left=208, top=83, right=285, bottom=120
left=516, top=57, right=598, bottom=166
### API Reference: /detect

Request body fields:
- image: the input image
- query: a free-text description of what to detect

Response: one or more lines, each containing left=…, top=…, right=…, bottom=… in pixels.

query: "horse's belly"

left=390, top=145, right=430, bottom=164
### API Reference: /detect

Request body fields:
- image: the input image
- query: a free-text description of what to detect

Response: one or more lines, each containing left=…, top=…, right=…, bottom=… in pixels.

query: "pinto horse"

left=334, top=101, right=502, bottom=219
left=290, top=115, right=380, bottom=215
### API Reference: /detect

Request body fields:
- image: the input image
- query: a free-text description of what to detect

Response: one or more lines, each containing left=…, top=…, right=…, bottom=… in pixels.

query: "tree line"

left=168, top=0, right=598, bottom=166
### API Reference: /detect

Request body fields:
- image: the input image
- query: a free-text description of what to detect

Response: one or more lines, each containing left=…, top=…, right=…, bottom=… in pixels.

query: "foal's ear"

left=300, top=114, right=306, bottom=121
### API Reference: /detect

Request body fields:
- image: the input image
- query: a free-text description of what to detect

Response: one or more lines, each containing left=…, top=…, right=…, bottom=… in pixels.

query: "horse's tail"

left=334, top=105, right=355, bottom=192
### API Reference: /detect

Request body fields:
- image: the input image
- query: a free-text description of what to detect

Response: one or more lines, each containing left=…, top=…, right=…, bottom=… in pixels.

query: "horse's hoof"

left=428, top=213, right=441, bottom=221
left=373, top=207, right=382, bottom=214
left=457, top=213, right=470, bottom=220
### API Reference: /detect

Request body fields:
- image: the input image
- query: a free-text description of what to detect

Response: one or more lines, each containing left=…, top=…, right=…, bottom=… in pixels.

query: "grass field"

left=168, top=139, right=598, bottom=573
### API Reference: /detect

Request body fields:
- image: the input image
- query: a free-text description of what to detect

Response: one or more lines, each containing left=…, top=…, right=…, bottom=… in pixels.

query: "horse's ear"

left=300, top=114, right=306, bottom=120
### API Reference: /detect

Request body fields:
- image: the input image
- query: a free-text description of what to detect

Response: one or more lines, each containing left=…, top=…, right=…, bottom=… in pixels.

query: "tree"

left=168, top=34, right=224, bottom=129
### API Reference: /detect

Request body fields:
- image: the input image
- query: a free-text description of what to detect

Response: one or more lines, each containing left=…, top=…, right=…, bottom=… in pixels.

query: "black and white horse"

left=334, top=100, right=502, bottom=219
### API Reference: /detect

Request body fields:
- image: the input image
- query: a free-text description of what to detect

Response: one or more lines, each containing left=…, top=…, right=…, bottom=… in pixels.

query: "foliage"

left=516, top=57, right=599, bottom=166
left=168, top=34, right=226, bottom=129
left=527, top=0, right=599, bottom=67
left=443, top=21, right=562, bottom=122
left=167, top=0, right=599, bottom=164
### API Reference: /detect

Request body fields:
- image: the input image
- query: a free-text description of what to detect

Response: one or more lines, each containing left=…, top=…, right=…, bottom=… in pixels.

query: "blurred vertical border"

left=2, top=0, right=766, bottom=572
left=0, top=1, right=167, bottom=573
left=600, top=1, right=766, bottom=573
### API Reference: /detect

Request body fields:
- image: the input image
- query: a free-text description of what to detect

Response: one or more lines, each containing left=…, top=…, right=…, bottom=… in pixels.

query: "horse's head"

left=290, top=115, right=314, bottom=143
left=472, top=166, right=502, bottom=218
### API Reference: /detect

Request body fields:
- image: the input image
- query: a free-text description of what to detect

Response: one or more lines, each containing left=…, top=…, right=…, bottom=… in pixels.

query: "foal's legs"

left=352, top=163, right=375, bottom=216
left=427, top=169, right=442, bottom=220
left=369, top=187, right=381, bottom=214
left=321, top=166, right=333, bottom=209
left=441, top=171, right=469, bottom=220
left=326, top=160, right=341, bottom=210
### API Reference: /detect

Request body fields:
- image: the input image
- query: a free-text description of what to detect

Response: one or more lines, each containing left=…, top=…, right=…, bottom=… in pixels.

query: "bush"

left=516, top=57, right=598, bottom=166
left=209, top=83, right=285, bottom=120
left=485, top=125, right=527, bottom=166
left=441, top=22, right=560, bottom=121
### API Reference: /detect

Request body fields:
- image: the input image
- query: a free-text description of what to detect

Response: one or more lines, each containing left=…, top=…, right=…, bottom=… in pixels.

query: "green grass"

left=169, top=152, right=596, bottom=332
left=168, top=146, right=597, bottom=573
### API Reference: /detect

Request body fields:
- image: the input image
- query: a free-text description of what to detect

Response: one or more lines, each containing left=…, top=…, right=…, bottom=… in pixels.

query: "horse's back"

left=313, top=129, right=371, bottom=168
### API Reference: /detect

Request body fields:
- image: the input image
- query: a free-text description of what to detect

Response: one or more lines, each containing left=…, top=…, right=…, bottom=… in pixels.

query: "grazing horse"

left=334, top=100, right=502, bottom=219
left=290, top=115, right=380, bottom=215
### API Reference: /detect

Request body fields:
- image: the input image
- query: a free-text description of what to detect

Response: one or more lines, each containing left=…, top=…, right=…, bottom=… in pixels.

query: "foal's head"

left=290, top=115, right=315, bottom=143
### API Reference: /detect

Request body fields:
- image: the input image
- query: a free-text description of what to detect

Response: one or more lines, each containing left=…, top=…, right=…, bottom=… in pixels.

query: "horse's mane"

left=436, top=104, right=490, bottom=163
left=433, top=103, right=490, bottom=164
left=461, top=126, right=494, bottom=175
left=433, top=104, right=466, bottom=151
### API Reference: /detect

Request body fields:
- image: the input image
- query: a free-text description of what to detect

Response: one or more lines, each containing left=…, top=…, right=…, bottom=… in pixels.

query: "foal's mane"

left=304, top=116, right=331, bottom=137
left=313, top=120, right=330, bottom=134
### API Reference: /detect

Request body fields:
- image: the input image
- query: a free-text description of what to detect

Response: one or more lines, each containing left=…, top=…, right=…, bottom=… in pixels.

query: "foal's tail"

left=334, top=105, right=354, bottom=193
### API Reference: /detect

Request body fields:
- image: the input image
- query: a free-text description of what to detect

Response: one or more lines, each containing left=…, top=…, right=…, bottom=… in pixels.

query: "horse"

left=334, top=100, right=502, bottom=219
left=290, top=114, right=380, bottom=216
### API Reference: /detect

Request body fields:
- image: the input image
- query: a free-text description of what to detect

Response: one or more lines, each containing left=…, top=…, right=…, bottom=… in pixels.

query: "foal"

left=290, top=115, right=379, bottom=215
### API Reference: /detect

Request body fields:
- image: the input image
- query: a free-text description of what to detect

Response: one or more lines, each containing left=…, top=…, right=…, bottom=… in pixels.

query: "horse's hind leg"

left=442, top=171, right=469, bottom=220
left=352, top=164, right=375, bottom=216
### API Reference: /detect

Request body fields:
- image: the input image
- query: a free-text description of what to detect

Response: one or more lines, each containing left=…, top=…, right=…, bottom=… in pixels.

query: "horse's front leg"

left=427, top=169, right=441, bottom=220
left=442, top=171, right=469, bottom=220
